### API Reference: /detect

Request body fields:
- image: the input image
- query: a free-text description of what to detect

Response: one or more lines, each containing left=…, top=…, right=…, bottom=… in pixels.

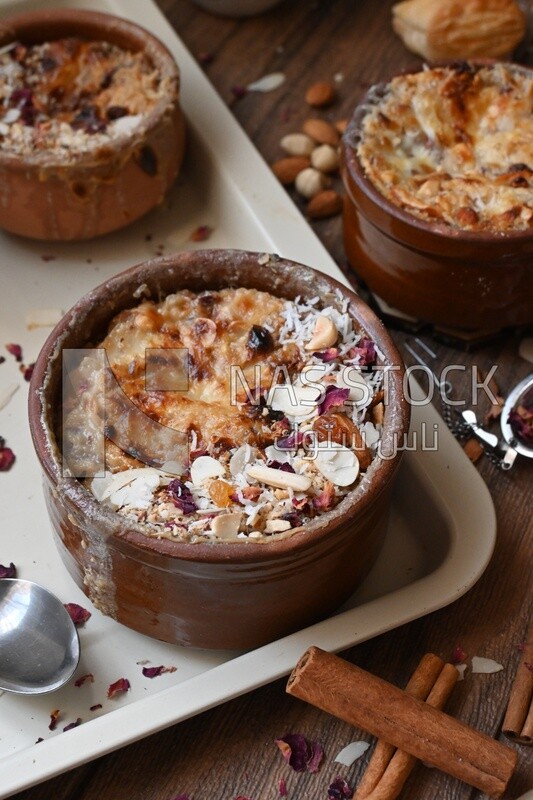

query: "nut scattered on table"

left=310, top=143, right=339, bottom=173
left=295, top=167, right=329, bottom=199
left=305, top=80, right=336, bottom=108
left=307, top=189, right=343, bottom=219
left=272, top=156, right=311, bottom=184
left=302, top=117, right=340, bottom=147
left=280, top=132, right=316, bottom=156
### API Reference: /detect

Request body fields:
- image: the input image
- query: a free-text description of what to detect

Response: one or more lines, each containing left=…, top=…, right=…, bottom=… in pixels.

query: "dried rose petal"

left=281, top=512, right=303, bottom=528
left=328, top=777, right=353, bottom=800
left=451, top=645, right=468, bottom=664
left=49, top=709, right=61, bottom=730
left=314, top=348, right=339, bottom=362
left=508, top=407, right=533, bottom=446
left=306, top=740, right=324, bottom=773
left=74, top=673, right=94, bottom=687
left=142, top=665, right=177, bottom=678
left=276, top=431, right=304, bottom=450
left=350, top=338, right=376, bottom=367
left=90, top=703, right=103, bottom=711
left=292, top=497, right=311, bottom=513
left=189, top=224, right=212, bottom=242
left=524, top=662, right=533, bottom=672
left=40, top=254, right=56, bottom=263
left=5, top=343, right=22, bottom=362
left=197, top=51, right=214, bottom=65
left=231, top=84, right=247, bottom=99
left=0, top=562, right=16, bottom=578
left=318, top=386, right=350, bottom=416
left=107, top=677, right=131, bottom=698
left=22, top=363, right=35, bottom=381
left=168, top=479, right=197, bottom=515
left=268, top=461, right=296, bottom=473
left=313, top=482, right=336, bottom=511
left=63, top=718, right=82, bottom=732
left=64, top=603, right=91, bottom=625
left=275, top=733, right=323, bottom=773
left=279, top=778, right=288, bottom=797
left=0, top=443, right=15, bottom=471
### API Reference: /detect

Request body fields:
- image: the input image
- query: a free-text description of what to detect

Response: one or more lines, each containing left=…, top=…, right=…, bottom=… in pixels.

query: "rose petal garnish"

left=168, top=479, right=197, bottom=515
left=142, top=665, right=177, bottom=678
left=64, top=603, right=91, bottom=626
left=318, top=386, right=350, bottom=416
left=328, top=777, right=353, bottom=799
left=49, top=709, right=61, bottom=730
left=350, top=338, right=376, bottom=367
left=306, top=740, right=324, bottom=773
left=275, top=733, right=323, bottom=773
left=279, top=778, right=288, bottom=797
left=5, top=343, right=22, bottom=362
left=508, top=407, right=533, bottom=446
left=63, top=718, right=82, bottom=732
left=0, top=562, right=16, bottom=578
left=525, top=662, right=533, bottom=673
left=276, top=431, right=304, bottom=451
left=281, top=512, right=303, bottom=529
left=189, top=224, right=212, bottom=242
left=313, top=481, right=336, bottom=511
left=268, top=461, right=296, bottom=473
left=0, top=438, right=15, bottom=471
left=451, top=645, right=468, bottom=664
left=471, top=656, right=504, bottom=674
left=231, top=84, right=247, bottom=99
left=90, top=703, right=103, bottom=711
left=314, top=347, right=339, bottom=362
left=334, top=740, right=370, bottom=766
left=22, top=363, right=35, bottom=382
left=74, top=673, right=94, bottom=687
left=107, top=677, right=131, bottom=698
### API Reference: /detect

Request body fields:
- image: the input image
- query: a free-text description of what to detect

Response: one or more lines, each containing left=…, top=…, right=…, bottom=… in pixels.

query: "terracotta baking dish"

left=341, top=65, right=533, bottom=332
left=28, top=249, right=410, bottom=650
left=0, top=9, right=185, bottom=241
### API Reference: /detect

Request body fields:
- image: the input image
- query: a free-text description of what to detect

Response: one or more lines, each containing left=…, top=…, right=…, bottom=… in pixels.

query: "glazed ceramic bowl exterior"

left=0, top=9, right=185, bottom=241
left=341, top=70, right=533, bottom=332
left=28, top=249, right=409, bottom=650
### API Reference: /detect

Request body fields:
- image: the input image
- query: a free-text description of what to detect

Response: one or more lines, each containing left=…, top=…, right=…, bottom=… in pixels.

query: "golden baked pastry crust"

left=356, top=62, right=533, bottom=233
left=392, top=0, right=526, bottom=60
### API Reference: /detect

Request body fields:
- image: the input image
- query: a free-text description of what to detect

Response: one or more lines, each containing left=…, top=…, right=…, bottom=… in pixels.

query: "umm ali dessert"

left=0, top=36, right=172, bottom=159
left=63, top=286, right=386, bottom=544
left=356, top=62, right=533, bottom=233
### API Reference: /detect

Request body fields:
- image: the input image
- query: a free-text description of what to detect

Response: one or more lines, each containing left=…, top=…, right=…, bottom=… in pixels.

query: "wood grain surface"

left=10, top=1, right=533, bottom=798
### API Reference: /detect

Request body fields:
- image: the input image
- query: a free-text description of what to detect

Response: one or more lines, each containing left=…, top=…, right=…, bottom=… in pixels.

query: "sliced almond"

left=246, top=463, right=312, bottom=491
left=307, top=190, right=343, bottom=219
left=271, top=156, right=310, bottom=185
left=265, top=518, right=292, bottom=533
left=229, top=444, right=256, bottom=476
left=336, top=367, right=372, bottom=406
left=315, top=444, right=360, bottom=486
left=268, top=383, right=321, bottom=417
left=305, top=81, right=336, bottom=108
left=210, top=512, right=242, bottom=540
left=190, top=455, right=225, bottom=486
left=305, top=315, right=338, bottom=351
left=302, top=118, right=340, bottom=147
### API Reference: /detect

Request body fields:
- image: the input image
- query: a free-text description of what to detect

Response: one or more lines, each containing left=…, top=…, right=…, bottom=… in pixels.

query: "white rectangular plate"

left=0, top=0, right=496, bottom=796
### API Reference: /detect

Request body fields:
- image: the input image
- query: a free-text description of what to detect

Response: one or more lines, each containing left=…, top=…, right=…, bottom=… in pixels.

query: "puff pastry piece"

left=392, top=0, right=526, bottom=60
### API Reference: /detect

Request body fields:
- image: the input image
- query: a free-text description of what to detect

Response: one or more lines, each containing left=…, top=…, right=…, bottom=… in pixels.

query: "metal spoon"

left=0, top=579, right=80, bottom=694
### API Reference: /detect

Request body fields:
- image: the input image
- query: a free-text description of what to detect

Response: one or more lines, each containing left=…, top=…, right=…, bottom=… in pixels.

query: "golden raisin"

left=209, top=479, right=234, bottom=508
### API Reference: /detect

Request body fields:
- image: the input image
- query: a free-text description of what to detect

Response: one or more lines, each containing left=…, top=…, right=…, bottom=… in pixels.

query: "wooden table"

left=13, top=1, right=533, bottom=798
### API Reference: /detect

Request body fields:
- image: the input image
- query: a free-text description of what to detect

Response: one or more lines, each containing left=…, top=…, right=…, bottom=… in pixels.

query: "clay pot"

left=341, top=65, right=533, bottom=332
left=28, top=249, right=410, bottom=650
left=0, top=9, right=185, bottom=241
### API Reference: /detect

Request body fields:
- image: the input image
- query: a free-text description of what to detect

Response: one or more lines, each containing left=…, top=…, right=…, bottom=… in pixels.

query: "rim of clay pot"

left=0, top=8, right=180, bottom=169
left=28, top=249, right=410, bottom=565
left=342, top=60, right=533, bottom=245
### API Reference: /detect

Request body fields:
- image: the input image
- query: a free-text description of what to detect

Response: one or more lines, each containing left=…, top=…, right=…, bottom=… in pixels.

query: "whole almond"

left=335, top=118, right=349, bottom=134
left=305, top=81, right=336, bottom=108
left=307, top=189, right=343, bottom=219
left=271, top=156, right=311, bottom=185
left=302, top=118, right=340, bottom=147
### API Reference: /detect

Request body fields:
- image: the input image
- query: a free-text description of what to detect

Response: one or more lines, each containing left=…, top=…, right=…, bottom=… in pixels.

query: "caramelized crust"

left=357, top=63, right=533, bottom=233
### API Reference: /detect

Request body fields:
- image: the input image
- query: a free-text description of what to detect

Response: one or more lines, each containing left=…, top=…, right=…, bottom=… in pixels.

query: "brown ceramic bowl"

left=28, top=249, right=409, bottom=650
left=0, top=9, right=185, bottom=241
left=341, top=64, right=533, bottom=332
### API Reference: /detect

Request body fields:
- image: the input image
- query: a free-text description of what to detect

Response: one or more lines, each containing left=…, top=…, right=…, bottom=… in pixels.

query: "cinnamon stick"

left=502, top=618, right=533, bottom=745
left=354, top=653, right=445, bottom=798
left=286, top=647, right=517, bottom=798
left=360, top=663, right=459, bottom=800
